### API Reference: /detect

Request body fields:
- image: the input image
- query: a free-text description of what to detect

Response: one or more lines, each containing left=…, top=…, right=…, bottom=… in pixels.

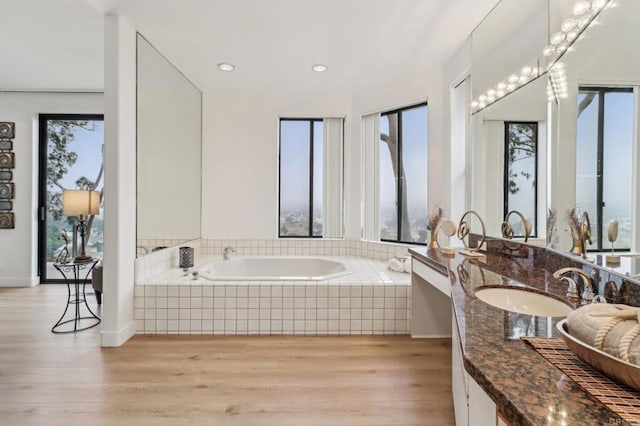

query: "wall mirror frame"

left=136, top=34, right=203, bottom=257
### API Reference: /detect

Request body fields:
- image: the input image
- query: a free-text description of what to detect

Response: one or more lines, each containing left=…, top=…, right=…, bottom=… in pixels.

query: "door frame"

left=38, top=113, right=104, bottom=283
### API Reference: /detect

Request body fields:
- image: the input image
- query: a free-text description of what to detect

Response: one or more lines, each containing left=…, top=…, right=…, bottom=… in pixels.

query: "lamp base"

left=74, top=255, right=93, bottom=264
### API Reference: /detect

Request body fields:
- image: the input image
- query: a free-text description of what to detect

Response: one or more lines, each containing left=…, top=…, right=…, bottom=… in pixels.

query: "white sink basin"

left=475, top=287, right=573, bottom=317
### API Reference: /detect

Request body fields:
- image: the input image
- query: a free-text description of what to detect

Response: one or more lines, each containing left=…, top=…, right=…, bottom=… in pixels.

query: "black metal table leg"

left=51, top=260, right=101, bottom=334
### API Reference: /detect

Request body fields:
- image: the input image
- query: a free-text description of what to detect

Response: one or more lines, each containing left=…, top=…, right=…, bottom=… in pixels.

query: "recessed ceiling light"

left=218, top=63, right=235, bottom=72
left=312, top=64, right=327, bottom=72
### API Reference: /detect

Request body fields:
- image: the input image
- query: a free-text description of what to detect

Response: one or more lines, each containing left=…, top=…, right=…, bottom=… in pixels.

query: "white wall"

left=201, top=68, right=445, bottom=242
left=349, top=70, right=445, bottom=240
left=0, top=91, right=103, bottom=287
left=201, top=91, right=351, bottom=239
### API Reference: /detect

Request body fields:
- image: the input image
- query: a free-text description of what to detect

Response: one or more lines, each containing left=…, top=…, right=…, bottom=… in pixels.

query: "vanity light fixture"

left=312, top=64, right=327, bottom=72
left=470, top=61, right=540, bottom=112
left=548, top=62, right=568, bottom=101
left=543, top=0, right=611, bottom=58
left=217, top=63, right=235, bottom=72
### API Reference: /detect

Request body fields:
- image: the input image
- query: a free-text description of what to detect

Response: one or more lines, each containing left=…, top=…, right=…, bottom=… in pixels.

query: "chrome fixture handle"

left=553, top=267, right=596, bottom=301
left=558, top=276, right=579, bottom=298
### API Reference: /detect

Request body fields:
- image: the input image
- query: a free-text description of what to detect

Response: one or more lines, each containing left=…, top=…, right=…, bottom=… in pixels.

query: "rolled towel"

left=387, top=258, right=404, bottom=273
left=566, top=303, right=640, bottom=365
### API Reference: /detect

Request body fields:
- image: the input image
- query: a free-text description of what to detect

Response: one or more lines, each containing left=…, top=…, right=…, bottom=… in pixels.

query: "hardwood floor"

left=0, top=285, right=454, bottom=425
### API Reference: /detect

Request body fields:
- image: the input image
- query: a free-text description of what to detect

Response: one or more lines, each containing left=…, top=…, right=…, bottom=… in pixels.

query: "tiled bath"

left=134, top=240, right=414, bottom=335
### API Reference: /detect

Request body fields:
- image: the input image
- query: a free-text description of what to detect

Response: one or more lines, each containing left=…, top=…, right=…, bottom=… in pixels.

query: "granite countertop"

left=409, top=247, right=626, bottom=426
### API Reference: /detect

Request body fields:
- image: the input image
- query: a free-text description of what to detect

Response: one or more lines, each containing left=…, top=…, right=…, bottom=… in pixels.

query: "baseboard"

left=101, top=321, right=136, bottom=347
left=411, top=334, right=452, bottom=339
left=0, top=277, right=40, bottom=287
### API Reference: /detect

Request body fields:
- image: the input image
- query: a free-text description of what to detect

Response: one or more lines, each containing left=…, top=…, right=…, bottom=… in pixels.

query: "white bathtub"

left=198, top=257, right=350, bottom=281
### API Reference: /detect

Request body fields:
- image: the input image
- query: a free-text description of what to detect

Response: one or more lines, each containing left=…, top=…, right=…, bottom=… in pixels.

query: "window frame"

left=278, top=117, right=323, bottom=238
left=379, top=101, right=428, bottom=246
left=502, top=121, right=539, bottom=238
left=577, top=86, right=633, bottom=252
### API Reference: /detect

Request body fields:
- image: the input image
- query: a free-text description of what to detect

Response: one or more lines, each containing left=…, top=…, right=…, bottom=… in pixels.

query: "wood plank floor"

left=0, top=285, right=454, bottom=426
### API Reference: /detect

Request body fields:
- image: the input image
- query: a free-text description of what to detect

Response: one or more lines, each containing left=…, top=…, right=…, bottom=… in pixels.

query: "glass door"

left=38, top=114, right=104, bottom=282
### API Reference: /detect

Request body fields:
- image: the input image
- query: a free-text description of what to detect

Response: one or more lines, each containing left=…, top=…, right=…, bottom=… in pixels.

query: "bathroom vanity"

left=410, top=245, right=635, bottom=425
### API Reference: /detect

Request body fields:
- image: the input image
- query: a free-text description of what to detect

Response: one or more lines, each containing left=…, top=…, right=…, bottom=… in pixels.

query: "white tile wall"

left=134, top=238, right=414, bottom=335
left=136, top=282, right=410, bottom=335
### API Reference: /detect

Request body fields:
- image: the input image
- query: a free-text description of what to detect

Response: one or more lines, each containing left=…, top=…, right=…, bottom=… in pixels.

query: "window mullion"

left=397, top=111, right=403, bottom=242
left=308, top=120, right=314, bottom=238
left=596, top=89, right=605, bottom=250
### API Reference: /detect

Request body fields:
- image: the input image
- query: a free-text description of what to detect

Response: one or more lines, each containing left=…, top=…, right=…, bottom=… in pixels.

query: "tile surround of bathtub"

left=135, top=282, right=411, bottom=335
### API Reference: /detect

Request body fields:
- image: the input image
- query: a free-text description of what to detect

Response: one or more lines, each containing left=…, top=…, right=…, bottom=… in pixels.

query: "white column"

left=102, top=14, right=137, bottom=347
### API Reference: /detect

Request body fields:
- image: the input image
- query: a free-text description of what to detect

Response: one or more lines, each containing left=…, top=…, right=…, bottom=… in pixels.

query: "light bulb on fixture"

left=487, top=95, right=496, bottom=103
left=557, top=41, right=569, bottom=52
left=543, top=45, right=556, bottom=57
left=496, top=82, right=507, bottom=90
left=566, top=29, right=579, bottom=41
left=471, top=101, right=479, bottom=108
left=506, top=83, right=517, bottom=91
left=561, top=18, right=577, bottom=32
left=577, top=14, right=592, bottom=27
left=591, top=0, right=607, bottom=11
left=487, top=88, right=497, bottom=96
left=479, top=94, right=487, bottom=102
left=496, top=89, right=506, bottom=98
left=312, top=64, right=327, bottom=72
left=521, top=66, right=533, bottom=76
left=573, top=0, right=591, bottom=16
left=550, top=32, right=566, bottom=45
left=507, top=74, right=519, bottom=83
left=478, top=102, right=486, bottom=108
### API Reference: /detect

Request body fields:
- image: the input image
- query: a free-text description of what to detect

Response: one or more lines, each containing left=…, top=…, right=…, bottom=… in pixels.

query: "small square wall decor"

left=0, top=152, right=14, bottom=168
left=0, top=212, right=14, bottom=229
left=0, top=183, right=14, bottom=199
left=0, top=171, right=11, bottom=181
left=0, top=122, right=15, bottom=139
left=0, top=140, right=12, bottom=151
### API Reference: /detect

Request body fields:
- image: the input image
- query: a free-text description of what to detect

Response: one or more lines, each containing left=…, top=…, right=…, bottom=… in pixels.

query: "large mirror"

left=469, top=0, right=639, bottom=261
left=469, top=76, right=548, bottom=239
left=136, top=34, right=202, bottom=256
left=548, top=0, right=639, bottom=256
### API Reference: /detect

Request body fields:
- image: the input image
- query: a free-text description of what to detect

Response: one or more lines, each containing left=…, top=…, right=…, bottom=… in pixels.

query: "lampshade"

left=62, top=190, right=100, bottom=215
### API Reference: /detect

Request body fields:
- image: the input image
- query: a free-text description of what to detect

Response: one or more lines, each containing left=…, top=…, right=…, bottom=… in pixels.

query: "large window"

left=379, top=103, right=428, bottom=244
left=38, top=114, right=104, bottom=282
left=279, top=118, right=323, bottom=237
left=576, top=87, right=633, bottom=251
left=503, top=122, right=538, bottom=237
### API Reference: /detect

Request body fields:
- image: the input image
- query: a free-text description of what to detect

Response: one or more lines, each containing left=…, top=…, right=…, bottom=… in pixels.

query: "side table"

left=51, top=259, right=101, bottom=333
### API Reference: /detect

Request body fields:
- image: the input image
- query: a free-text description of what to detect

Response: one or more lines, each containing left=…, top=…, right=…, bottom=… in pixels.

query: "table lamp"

left=62, top=189, right=100, bottom=263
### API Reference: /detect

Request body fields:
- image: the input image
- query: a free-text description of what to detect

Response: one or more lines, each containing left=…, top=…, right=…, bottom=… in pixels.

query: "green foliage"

left=506, top=123, right=537, bottom=195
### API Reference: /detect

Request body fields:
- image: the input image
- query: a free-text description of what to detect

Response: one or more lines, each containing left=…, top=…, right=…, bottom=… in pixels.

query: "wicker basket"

left=557, top=319, right=640, bottom=391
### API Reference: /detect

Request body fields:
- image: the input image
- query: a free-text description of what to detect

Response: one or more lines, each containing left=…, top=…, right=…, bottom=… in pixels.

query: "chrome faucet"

left=222, top=246, right=236, bottom=260
left=553, top=267, right=597, bottom=300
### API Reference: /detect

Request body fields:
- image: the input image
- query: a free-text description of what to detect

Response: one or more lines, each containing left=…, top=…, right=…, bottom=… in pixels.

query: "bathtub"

left=198, top=257, right=350, bottom=281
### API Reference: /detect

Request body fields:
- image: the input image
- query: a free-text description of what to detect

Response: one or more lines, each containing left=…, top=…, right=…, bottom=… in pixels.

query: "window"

left=38, top=114, right=104, bottom=282
left=379, top=103, right=428, bottom=244
left=576, top=87, right=633, bottom=251
left=503, top=122, right=538, bottom=237
left=278, top=118, right=323, bottom=237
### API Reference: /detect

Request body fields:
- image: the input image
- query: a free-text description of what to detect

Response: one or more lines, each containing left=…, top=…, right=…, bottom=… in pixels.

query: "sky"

left=50, top=119, right=104, bottom=219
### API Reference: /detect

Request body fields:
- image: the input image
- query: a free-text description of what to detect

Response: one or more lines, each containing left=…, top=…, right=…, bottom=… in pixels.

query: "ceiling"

left=1, top=0, right=498, bottom=93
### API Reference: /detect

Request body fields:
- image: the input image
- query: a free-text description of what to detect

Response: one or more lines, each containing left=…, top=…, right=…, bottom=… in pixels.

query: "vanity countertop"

left=409, top=247, right=626, bottom=426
